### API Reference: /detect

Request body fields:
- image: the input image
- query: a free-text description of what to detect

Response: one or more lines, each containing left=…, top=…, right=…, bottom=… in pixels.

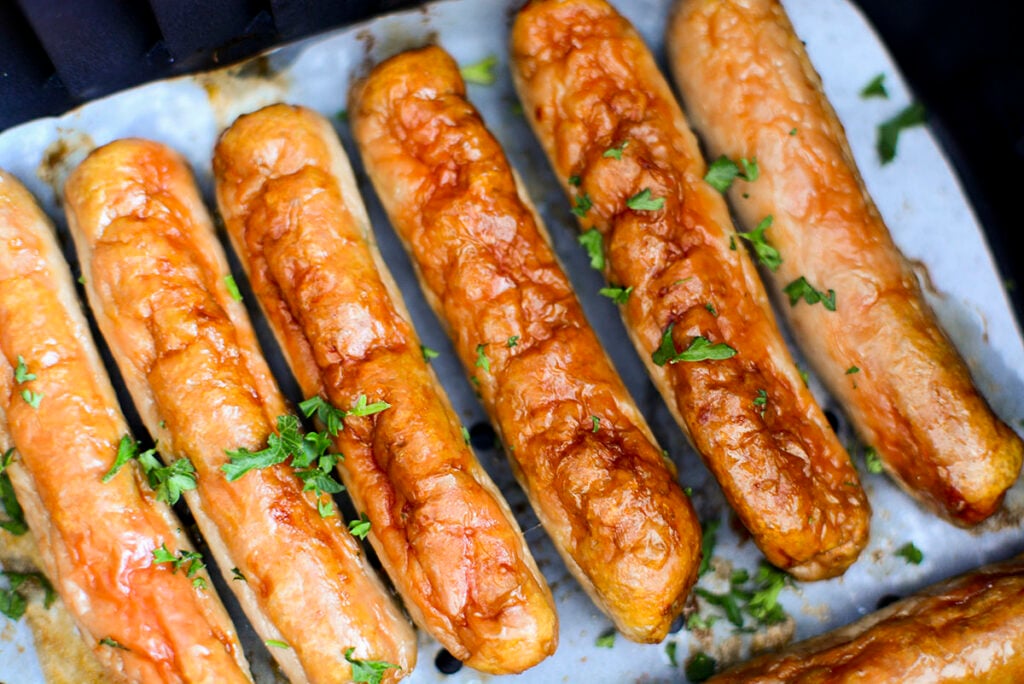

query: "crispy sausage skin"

left=666, top=0, right=1022, bottom=525
left=510, top=0, right=869, bottom=579
left=61, top=140, right=416, bottom=684
left=0, top=170, right=252, bottom=684
left=349, top=45, right=701, bottom=642
left=213, top=104, right=558, bottom=674
left=711, top=554, right=1024, bottom=683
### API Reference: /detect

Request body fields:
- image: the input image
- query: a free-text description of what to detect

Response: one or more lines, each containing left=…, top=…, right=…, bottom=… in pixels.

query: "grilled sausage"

left=0, top=169, right=252, bottom=683
left=509, top=0, right=869, bottom=580
left=666, top=0, right=1023, bottom=525
left=213, top=104, right=558, bottom=674
left=349, top=45, right=702, bottom=642
left=61, top=140, right=416, bottom=684
left=710, top=554, right=1024, bottom=682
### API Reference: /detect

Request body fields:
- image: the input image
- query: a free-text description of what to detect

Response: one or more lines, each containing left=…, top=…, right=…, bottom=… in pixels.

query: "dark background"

left=1, top=0, right=1021, bottom=326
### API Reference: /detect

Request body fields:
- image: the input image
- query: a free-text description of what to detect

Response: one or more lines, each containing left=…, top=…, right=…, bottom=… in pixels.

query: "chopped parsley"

left=461, top=426, right=471, bottom=445
left=753, top=389, right=768, bottom=417
left=704, top=156, right=759, bottom=192
left=459, top=55, right=497, bottom=85
left=577, top=228, right=605, bottom=270
left=103, top=435, right=195, bottom=505
left=686, top=652, right=717, bottom=682
left=1, top=570, right=55, bottom=621
left=602, top=140, right=629, bottom=160
left=698, top=519, right=719, bottom=577
left=695, top=562, right=791, bottom=630
left=896, top=542, right=923, bottom=565
left=506, top=335, right=520, bottom=348
left=599, top=285, right=633, bottom=304
left=846, top=366, right=860, bottom=375
left=224, top=274, right=243, bottom=302
left=864, top=446, right=884, bottom=474
left=266, top=639, right=291, bottom=649
left=687, top=612, right=717, bottom=631
left=665, top=641, right=678, bottom=667
left=0, top=449, right=27, bottom=536
left=626, top=188, right=665, bottom=211
left=651, top=323, right=736, bottom=366
left=348, top=395, right=391, bottom=417
left=783, top=276, right=836, bottom=311
left=572, top=192, right=593, bottom=217
left=300, top=396, right=348, bottom=437
left=475, top=343, right=491, bottom=373
left=231, top=567, right=246, bottom=582
left=877, top=102, right=926, bottom=164
left=13, top=356, right=36, bottom=383
left=348, top=513, right=372, bottom=540
left=591, top=415, right=600, bottom=433
left=103, top=434, right=145, bottom=482
left=860, top=73, right=889, bottom=99
left=789, top=127, right=798, bottom=136
left=223, top=414, right=344, bottom=517
left=99, top=637, right=129, bottom=650
left=344, top=647, right=401, bottom=684
left=568, top=175, right=581, bottom=187
left=20, top=390, right=42, bottom=409
left=152, top=544, right=207, bottom=590
left=420, top=345, right=440, bottom=362
left=595, top=629, right=615, bottom=648
left=704, top=302, right=717, bottom=316
left=738, top=215, right=782, bottom=271
left=335, top=110, right=349, bottom=123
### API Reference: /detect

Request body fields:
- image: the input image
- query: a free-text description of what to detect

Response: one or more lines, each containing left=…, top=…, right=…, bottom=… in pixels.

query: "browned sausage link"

left=0, top=170, right=253, bottom=684
left=711, top=555, right=1024, bottom=682
left=667, top=0, right=1022, bottom=525
left=510, top=0, right=870, bottom=580
left=213, top=104, right=558, bottom=674
left=61, top=140, right=416, bottom=684
left=349, top=45, right=702, bottom=642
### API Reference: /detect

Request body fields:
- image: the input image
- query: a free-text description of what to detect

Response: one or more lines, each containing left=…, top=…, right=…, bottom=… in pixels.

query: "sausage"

left=710, top=554, right=1024, bottom=682
left=213, top=104, right=558, bottom=674
left=666, top=0, right=1023, bottom=525
left=349, top=45, right=701, bottom=642
left=61, top=140, right=416, bottom=684
left=509, top=0, right=869, bottom=580
left=0, top=170, right=252, bottom=683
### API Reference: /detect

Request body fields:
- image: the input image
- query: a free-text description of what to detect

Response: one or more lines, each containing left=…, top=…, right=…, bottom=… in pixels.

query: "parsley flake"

left=506, top=335, right=520, bottom=348
left=572, top=192, right=593, bottom=217
left=567, top=175, right=581, bottom=187
left=896, top=541, right=923, bottom=565
left=459, top=55, right=497, bottom=85
left=705, top=156, right=759, bottom=192
left=266, top=639, right=291, bottom=649
left=0, top=449, right=27, bottom=536
left=595, top=629, right=615, bottom=648
left=877, top=102, right=926, bottom=164
left=105, top=435, right=195, bottom=504
left=152, top=544, right=207, bottom=589
left=665, top=641, right=678, bottom=667
left=864, top=446, right=884, bottom=474
left=461, top=425, right=471, bottom=445
left=591, top=415, right=600, bottom=433
left=738, top=215, right=782, bottom=271
left=698, top=519, right=719, bottom=577
left=14, top=356, right=36, bottom=383
left=224, top=274, right=243, bottom=302
left=599, top=285, right=633, bottom=304
left=348, top=513, right=372, bottom=540
left=686, top=652, right=717, bottom=682
left=783, top=276, right=836, bottom=311
left=20, top=390, right=42, bottom=409
left=299, top=396, right=347, bottom=436
left=348, top=395, right=391, bottom=417
left=420, top=345, right=440, bottom=362
left=846, top=366, right=860, bottom=375
left=344, top=647, right=401, bottom=684
left=602, top=140, right=629, bottom=160
left=475, top=344, right=491, bottom=373
left=753, top=389, right=768, bottom=417
left=860, top=73, right=889, bottom=99
left=99, top=637, right=129, bottom=650
left=577, top=228, right=605, bottom=270
left=231, top=567, right=246, bottom=582
left=1, top=570, right=55, bottom=621
left=651, top=323, right=736, bottom=366
left=626, top=188, right=665, bottom=211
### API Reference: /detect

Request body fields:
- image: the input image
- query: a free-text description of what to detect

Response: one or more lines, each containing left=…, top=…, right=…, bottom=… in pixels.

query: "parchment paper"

left=2, top=0, right=1023, bottom=682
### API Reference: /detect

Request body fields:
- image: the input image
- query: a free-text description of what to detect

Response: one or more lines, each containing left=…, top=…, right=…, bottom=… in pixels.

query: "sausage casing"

left=666, top=0, right=1022, bottom=525
left=710, top=554, right=1024, bottom=683
left=1, top=170, right=252, bottom=684
left=62, top=140, right=416, bottom=684
left=350, top=45, right=701, bottom=642
left=510, top=0, right=869, bottom=579
left=213, top=104, right=558, bottom=674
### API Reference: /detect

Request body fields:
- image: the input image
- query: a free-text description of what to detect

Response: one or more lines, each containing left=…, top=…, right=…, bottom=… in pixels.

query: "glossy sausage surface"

left=510, top=0, right=869, bottom=579
left=350, top=45, right=702, bottom=643
left=62, top=140, right=415, bottom=684
left=666, top=0, right=1022, bottom=524
left=1, top=170, right=252, bottom=684
left=214, top=104, right=558, bottom=674
left=711, top=554, right=1024, bottom=683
